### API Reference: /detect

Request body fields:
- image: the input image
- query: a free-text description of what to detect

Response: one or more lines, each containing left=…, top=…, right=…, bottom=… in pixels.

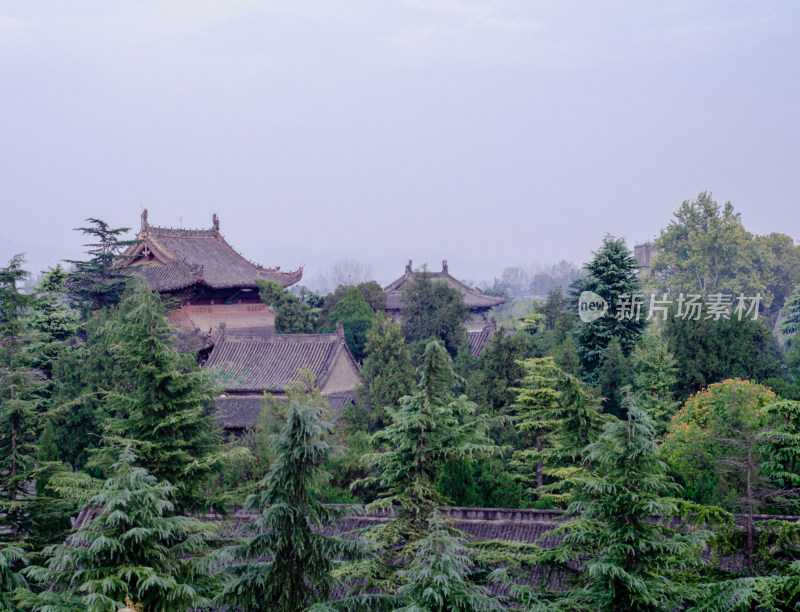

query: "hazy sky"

left=1, top=1, right=798, bottom=286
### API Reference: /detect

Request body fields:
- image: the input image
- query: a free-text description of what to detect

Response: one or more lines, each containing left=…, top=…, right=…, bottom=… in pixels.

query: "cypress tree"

left=20, top=448, right=216, bottom=611
left=214, top=399, right=370, bottom=612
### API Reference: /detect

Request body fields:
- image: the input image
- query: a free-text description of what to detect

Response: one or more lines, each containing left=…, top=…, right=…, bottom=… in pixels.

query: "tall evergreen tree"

left=0, top=545, right=27, bottom=610
left=97, top=278, right=222, bottom=509
left=351, top=340, right=495, bottom=591
left=357, top=315, right=416, bottom=427
left=597, top=338, right=634, bottom=418
left=65, top=218, right=138, bottom=316
left=0, top=255, right=40, bottom=543
left=511, top=357, right=606, bottom=506
left=214, top=399, right=370, bottom=612
left=781, top=282, right=800, bottom=338
left=394, top=513, right=504, bottom=612
left=536, top=393, right=715, bottom=610
left=630, top=335, right=679, bottom=436
left=572, top=235, right=646, bottom=383
left=20, top=448, right=216, bottom=611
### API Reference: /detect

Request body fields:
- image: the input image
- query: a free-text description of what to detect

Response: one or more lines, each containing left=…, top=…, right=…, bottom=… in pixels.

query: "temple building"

left=384, top=260, right=505, bottom=331
left=120, top=210, right=303, bottom=348
left=205, top=325, right=360, bottom=435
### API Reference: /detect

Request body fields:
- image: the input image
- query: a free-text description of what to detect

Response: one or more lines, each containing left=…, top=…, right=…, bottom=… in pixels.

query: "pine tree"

left=0, top=255, right=41, bottom=543
left=781, top=282, right=800, bottom=337
left=65, top=218, right=138, bottom=316
left=357, top=315, right=416, bottom=428
left=351, top=340, right=496, bottom=591
left=20, top=448, right=216, bottom=611
left=394, top=513, right=504, bottom=612
left=597, top=338, right=634, bottom=418
left=572, top=235, right=646, bottom=383
left=97, top=278, right=222, bottom=509
left=0, top=545, right=28, bottom=610
left=536, top=393, right=715, bottom=610
left=630, top=335, right=679, bottom=435
left=214, top=399, right=370, bottom=612
left=511, top=357, right=606, bottom=506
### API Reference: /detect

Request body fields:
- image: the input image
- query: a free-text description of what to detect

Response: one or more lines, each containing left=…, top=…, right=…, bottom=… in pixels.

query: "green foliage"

left=630, top=335, right=680, bottom=435
left=0, top=255, right=41, bottom=544
left=356, top=315, right=416, bottom=428
left=43, top=307, right=124, bottom=471
left=0, top=545, right=28, bottom=610
left=96, top=278, right=223, bottom=509
left=213, top=399, right=368, bottom=612
left=25, top=265, right=79, bottom=383
left=597, top=338, right=633, bottom=418
left=400, top=270, right=470, bottom=358
left=663, top=309, right=783, bottom=400
left=466, top=328, right=529, bottom=416
left=317, top=281, right=386, bottom=330
left=511, top=357, right=606, bottom=506
left=653, top=193, right=768, bottom=300
left=661, top=379, right=778, bottom=509
left=394, top=513, right=504, bottom=612
left=257, top=279, right=315, bottom=333
left=329, top=287, right=377, bottom=361
left=535, top=395, right=715, bottom=610
left=352, top=341, right=496, bottom=591
left=65, top=218, right=138, bottom=316
left=572, top=235, right=646, bottom=383
left=20, top=448, right=216, bottom=611
left=781, top=282, right=800, bottom=337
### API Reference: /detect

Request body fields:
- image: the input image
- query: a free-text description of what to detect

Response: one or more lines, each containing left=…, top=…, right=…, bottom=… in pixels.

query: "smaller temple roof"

left=205, top=324, right=359, bottom=394
left=384, top=260, right=505, bottom=311
left=215, top=393, right=356, bottom=432
left=120, top=210, right=302, bottom=292
left=467, top=324, right=517, bottom=358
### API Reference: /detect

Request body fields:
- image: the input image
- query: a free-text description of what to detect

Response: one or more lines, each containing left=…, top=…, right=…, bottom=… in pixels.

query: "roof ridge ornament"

left=212, top=213, right=220, bottom=233
left=405, top=259, right=412, bottom=274
left=141, top=209, right=149, bottom=230
left=442, top=259, right=448, bottom=274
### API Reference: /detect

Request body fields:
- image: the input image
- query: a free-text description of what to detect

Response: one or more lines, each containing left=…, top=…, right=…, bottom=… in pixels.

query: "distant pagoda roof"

left=120, top=210, right=303, bottom=292
left=384, top=260, right=505, bottom=311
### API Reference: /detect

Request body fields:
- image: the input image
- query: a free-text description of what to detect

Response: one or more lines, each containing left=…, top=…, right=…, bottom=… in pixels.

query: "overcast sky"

left=1, top=1, right=798, bottom=286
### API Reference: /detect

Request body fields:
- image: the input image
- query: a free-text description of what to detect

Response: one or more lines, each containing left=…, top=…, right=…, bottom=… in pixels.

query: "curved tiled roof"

left=384, top=260, right=505, bottom=311
left=215, top=393, right=356, bottom=431
left=120, top=210, right=303, bottom=291
left=205, top=326, right=359, bottom=394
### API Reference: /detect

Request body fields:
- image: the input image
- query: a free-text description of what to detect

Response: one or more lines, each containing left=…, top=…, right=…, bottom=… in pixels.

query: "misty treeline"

left=2, top=192, right=800, bottom=609
left=482, top=260, right=585, bottom=298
